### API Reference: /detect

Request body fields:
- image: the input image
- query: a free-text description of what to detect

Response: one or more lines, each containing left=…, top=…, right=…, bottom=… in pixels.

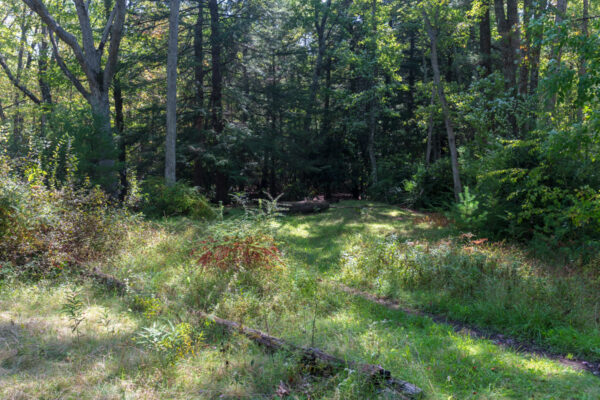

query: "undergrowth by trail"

left=2, top=201, right=600, bottom=399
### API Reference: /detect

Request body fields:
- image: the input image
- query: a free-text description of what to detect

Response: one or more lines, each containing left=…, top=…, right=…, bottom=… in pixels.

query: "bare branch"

left=103, top=0, right=126, bottom=91
left=73, top=0, right=98, bottom=64
left=21, top=0, right=86, bottom=68
left=98, top=4, right=118, bottom=54
left=49, top=32, right=90, bottom=100
left=0, top=53, right=41, bottom=105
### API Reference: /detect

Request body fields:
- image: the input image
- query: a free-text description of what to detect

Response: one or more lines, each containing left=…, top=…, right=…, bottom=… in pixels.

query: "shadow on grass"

left=303, top=293, right=600, bottom=399
left=277, top=203, right=454, bottom=274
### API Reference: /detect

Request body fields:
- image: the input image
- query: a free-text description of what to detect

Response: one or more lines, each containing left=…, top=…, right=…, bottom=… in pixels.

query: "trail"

left=327, top=280, right=600, bottom=378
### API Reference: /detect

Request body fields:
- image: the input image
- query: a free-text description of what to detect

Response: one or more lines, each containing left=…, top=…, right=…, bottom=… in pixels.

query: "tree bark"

left=577, top=0, right=588, bottom=122
left=0, top=99, right=6, bottom=122
left=38, top=25, right=52, bottom=106
left=304, top=0, right=332, bottom=134
left=113, top=78, right=127, bottom=201
left=548, top=0, right=568, bottom=111
left=519, top=0, right=532, bottom=96
left=209, top=0, right=223, bottom=135
left=479, top=1, right=492, bottom=76
left=196, top=311, right=423, bottom=398
left=23, top=0, right=127, bottom=187
left=528, top=0, right=548, bottom=96
left=165, top=0, right=180, bottom=186
left=209, top=0, right=228, bottom=203
left=423, top=11, right=462, bottom=201
left=193, top=0, right=206, bottom=187
left=493, top=0, right=520, bottom=91
left=425, top=87, right=435, bottom=166
left=367, top=0, right=378, bottom=186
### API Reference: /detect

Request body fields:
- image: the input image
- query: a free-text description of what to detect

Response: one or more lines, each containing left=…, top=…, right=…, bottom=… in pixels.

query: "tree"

left=23, top=0, right=127, bottom=177
left=165, top=0, right=181, bottom=186
left=422, top=5, right=462, bottom=200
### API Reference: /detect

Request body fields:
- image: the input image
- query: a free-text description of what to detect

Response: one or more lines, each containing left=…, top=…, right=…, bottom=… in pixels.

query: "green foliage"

left=339, top=234, right=600, bottom=359
left=402, top=159, right=454, bottom=208
left=451, top=186, right=487, bottom=230
left=140, top=177, right=215, bottom=219
left=136, top=321, right=202, bottom=365
left=0, top=157, right=132, bottom=274
left=62, top=289, right=85, bottom=341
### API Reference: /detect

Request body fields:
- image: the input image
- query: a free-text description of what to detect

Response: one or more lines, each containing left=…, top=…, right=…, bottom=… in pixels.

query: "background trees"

left=1, top=0, right=600, bottom=248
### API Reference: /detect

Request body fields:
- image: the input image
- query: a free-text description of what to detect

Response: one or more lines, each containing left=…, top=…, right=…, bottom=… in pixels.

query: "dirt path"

left=329, top=281, right=600, bottom=378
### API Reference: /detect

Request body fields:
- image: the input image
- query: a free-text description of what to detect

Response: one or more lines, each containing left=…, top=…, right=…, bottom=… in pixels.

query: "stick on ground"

left=196, top=311, right=424, bottom=399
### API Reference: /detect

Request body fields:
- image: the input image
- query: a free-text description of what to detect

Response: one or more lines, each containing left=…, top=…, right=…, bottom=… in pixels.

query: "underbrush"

left=339, top=234, right=600, bottom=360
left=0, top=158, right=133, bottom=276
left=140, top=177, right=215, bottom=219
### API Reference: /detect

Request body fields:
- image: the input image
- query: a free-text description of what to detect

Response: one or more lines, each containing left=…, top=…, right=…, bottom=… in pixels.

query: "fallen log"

left=196, top=311, right=423, bottom=399
left=78, top=269, right=423, bottom=397
left=84, top=268, right=129, bottom=294
left=280, top=200, right=330, bottom=214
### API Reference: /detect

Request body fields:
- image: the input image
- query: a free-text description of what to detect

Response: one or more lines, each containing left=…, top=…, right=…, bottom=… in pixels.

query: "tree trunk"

left=193, top=0, right=205, bottom=187
left=209, top=0, right=223, bottom=135
left=494, top=0, right=519, bottom=91
left=479, top=2, right=492, bottom=76
left=367, top=98, right=378, bottom=185
left=12, top=12, right=28, bottom=153
left=113, top=78, right=127, bottom=201
left=548, top=0, right=568, bottom=111
left=38, top=25, right=52, bottom=107
left=528, top=0, right=547, bottom=96
left=165, top=0, right=180, bottom=186
left=304, top=0, right=331, bottom=134
left=209, top=0, right=228, bottom=203
left=196, top=311, right=423, bottom=398
left=425, top=87, right=435, bottom=166
left=367, top=0, right=378, bottom=186
left=423, top=11, right=462, bottom=201
left=24, top=0, right=127, bottom=190
left=577, top=0, right=588, bottom=122
left=519, top=0, right=532, bottom=96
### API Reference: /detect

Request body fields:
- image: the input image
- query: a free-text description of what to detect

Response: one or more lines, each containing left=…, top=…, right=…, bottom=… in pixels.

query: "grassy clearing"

left=2, top=201, right=600, bottom=399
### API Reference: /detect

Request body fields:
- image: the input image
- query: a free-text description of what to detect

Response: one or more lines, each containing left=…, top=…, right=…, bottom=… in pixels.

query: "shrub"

left=0, top=157, right=131, bottom=275
left=136, top=321, right=202, bottom=365
left=450, top=186, right=488, bottom=230
left=140, top=177, right=215, bottom=219
left=196, top=233, right=282, bottom=272
left=402, top=159, right=455, bottom=208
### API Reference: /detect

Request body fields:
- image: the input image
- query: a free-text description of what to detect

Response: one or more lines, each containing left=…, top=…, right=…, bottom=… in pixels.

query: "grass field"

left=2, top=201, right=599, bottom=399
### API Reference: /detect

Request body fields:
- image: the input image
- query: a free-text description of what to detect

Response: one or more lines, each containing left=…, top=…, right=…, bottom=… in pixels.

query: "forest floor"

left=2, top=201, right=600, bottom=399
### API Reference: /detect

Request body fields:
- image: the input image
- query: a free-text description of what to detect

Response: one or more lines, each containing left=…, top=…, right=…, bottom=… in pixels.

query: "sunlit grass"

left=2, top=201, right=600, bottom=399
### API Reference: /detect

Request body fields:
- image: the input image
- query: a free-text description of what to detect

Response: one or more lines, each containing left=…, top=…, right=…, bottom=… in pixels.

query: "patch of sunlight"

left=364, top=222, right=397, bottom=234
left=284, top=223, right=312, bottom=238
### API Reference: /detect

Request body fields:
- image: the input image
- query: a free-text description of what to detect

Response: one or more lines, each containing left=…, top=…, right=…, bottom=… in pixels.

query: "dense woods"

left=1, top=0, right=599, bottom=249
left=2, top=0, right=600, bottom=398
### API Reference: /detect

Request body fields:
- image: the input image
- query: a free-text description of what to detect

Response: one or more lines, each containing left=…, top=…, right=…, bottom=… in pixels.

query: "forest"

left=1, top=0, right=600, bottom=398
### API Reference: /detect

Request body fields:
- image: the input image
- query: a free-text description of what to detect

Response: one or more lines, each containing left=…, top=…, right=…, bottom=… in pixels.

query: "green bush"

left=0, top=157, right=131, bottom=275
left=402, top=158, right=455, bottom=208
left=140, top=177, right=215, bottom=219
left=450, top=186, right=488, bottom=230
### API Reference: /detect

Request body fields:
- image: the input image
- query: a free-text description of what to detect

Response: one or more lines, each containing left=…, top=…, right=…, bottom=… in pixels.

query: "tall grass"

left=339, top=234, right=600, bottom=359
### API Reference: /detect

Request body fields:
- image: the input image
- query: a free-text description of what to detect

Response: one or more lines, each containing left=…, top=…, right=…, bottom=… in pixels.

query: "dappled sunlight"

left=0, top=282, right=151, bottom=399
left=300, top=292, right=600, bottom=399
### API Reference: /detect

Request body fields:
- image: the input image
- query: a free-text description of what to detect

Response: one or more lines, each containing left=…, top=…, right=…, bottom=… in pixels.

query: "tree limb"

left=0, top=53, right=41, bottom=105
left=103, top=0, right=126, bottom=91
left=98, top=3, right=118, bottom=54
left=21, top=0, right=87, bottom=70
left=73, top=0, right=98, bottom=64
left=49, top=32, right=90, bottom=100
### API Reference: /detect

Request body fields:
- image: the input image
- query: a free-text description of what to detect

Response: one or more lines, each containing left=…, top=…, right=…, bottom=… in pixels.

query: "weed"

left=62, top=289, right=85, bottom=343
